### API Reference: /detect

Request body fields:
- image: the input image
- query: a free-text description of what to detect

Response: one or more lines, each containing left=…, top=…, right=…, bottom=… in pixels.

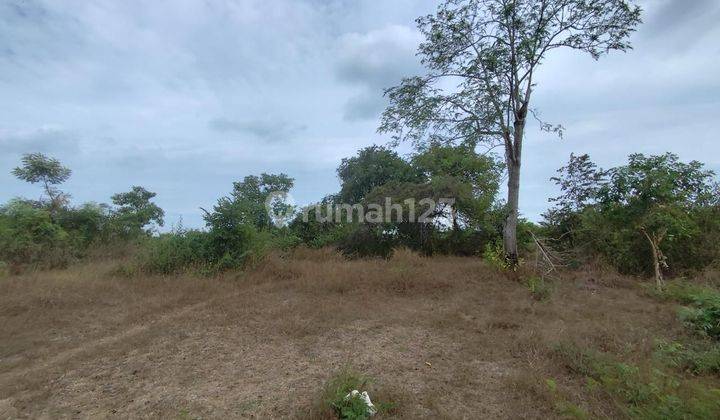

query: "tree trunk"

left=503, top=159, right=521, bottom=265
left=642, top=230, right=665, bottom=290
left=503, top=114, right=525, bottom=266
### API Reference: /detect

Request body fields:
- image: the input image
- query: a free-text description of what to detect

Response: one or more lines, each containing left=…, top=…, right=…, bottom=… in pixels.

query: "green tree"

left=412, top=143, right=503, bottom=230
left=0, top=199, right=71, bottom=268
left=542, top=153, right=606, bottom=249
left=205, top=173, right=294, bottom=231
left=12, top=153, right=72, bottom=216
left=111, top=186, right=165, bottom=236
left=595, top=153, right=716, bottom=289
left=380, top=0, right=642, bottom=265
left=203, top=173, right=294, bottom=267
left=337, top=145, right=421, bottom=204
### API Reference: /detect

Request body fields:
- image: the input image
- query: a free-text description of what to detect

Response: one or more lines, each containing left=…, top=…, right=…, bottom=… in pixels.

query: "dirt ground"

left=0, top=248, right=686, bottom=419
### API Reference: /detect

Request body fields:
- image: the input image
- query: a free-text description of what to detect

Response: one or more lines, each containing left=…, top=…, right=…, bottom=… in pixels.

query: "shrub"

left=317, top=368, right=394, bottom=420
left=134, top=230, right=212, bottom=275
left=554, top=343, right=720, bottom=418
left=654, top=340, right=720, bottom=375
left=483, top=241, right=513, bottom=271
left=0, top=200, right=73, bottom=269
left=527, top=276, right=553, bottom=301
left=657, top=282, right=720, bottom=340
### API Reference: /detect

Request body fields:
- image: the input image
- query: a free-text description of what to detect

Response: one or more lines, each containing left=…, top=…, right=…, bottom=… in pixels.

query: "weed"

left=654, top=339, right=720, bottom=375
left=527, top=276, right=553, bottom=301
left=655, top=281, right=720, bottom=340
left=545, top=378, right=589, bottom=419
left=318, top=368, right=395, bottom=419
left=554, top=343, right=720, bottom=419
left=483, top=241, right=514, bottom=271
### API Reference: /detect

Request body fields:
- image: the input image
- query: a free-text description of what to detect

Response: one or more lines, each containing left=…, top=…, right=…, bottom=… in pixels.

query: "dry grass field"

left=0, top=248, right=715, bottom=419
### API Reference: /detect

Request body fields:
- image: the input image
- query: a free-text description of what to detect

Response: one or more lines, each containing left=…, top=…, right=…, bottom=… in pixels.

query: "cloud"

left=335, top=24, right=423, bottom=121
left=1, top=0, right=718, bottom=229
left=0, top=127, right=80, bottom=155
left=208, top=118, right=307, bottom=143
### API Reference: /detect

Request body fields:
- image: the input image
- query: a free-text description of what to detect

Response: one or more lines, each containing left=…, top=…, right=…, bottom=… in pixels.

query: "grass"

left=317, top=368, right=395, bottom=419
left=1, top=248, right=720, bottom=417
left=526, top=275, right=554, bottom=301
left=554, top=343, right=720, bottom=419
left=653, top=281, right=720, bottom=340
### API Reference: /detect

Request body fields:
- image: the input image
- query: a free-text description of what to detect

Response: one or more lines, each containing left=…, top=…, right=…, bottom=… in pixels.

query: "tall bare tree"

left=380, top=0, right=642, bottom=264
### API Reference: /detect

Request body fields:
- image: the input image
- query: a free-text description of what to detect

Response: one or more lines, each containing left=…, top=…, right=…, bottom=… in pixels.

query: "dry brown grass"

left=0, top=248, right=697, bottom=418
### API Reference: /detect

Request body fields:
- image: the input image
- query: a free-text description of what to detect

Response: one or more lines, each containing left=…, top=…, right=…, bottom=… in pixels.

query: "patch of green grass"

left=483, top=242, right=514, bottom=271
left=654, top=339, right=720, bottom=376
left=527, top=276, right=553, bottom=301
left=545, top=378, right=589, bottom=419
left=554, top=343, right=720, bottom=419
left=320, top=368, right=395, bottom=419
left=654, top=282, right=720, bottom=340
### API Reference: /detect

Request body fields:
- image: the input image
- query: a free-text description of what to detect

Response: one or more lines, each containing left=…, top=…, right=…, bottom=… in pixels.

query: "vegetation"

left=554, top=343, right=720, bottom=419
left=380, top=0, right=642, bottom=265
left=316, top=369, right=395, bottom=419
left=542, top=153, right=720, bottom=289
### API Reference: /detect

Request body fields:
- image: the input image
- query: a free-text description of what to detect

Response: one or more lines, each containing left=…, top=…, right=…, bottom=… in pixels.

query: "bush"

left=527, top=276, right=553, bottom=301
left=554, top=343, right=720, bottom=418
left=0, top=200, right=73, bottom=269
left=56, top=203, right=111, bottom=249
left=654, top=340, right=720, bottom=375
left=483, top=241, right=513, bottom=271
left=317, top=368, right=394, bottom=420
left=658, top=282, right=720, bottom=340
left=134, top=230, right=213, bottom=275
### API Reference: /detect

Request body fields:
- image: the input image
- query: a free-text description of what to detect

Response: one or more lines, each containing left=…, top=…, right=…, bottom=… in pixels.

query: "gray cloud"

left=335, top=24, right=423, bottom=121
left=0, top=127, right=80, bottom=154
left=208, top=118, right=308, bottom=143
left=1, top=0, right=718, bottom=228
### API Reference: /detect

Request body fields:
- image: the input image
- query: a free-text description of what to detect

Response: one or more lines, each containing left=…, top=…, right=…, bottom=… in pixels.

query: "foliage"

left=412, top=143, right=504, bottom=229
left=320, top=368, right=393, bottom=420
left=483, top=241, right=513, bottom=271
left=527, top=275, right=553, bottom=301
left=555, top=343, right=720, bottom=419
left=133, top=229, right=213, bottom=275
left=654, top=340, right=720, bottom=376
left=337, top=145, right=421, bottom=204
left=12, top=152, right=72, bottom=214
left=56, top=202, right=112, bottom=248
left=0, top=200, right=72, bottom=268
left=111, top=186, right=165, bottom=237
left=380, top=0, right=642, bottom=261
left=543, top=153, right=720, bottom=278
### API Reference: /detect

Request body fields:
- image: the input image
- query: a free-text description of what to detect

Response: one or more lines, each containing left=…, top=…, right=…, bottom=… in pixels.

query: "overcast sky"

left=1, top=0, right=719, bottom=228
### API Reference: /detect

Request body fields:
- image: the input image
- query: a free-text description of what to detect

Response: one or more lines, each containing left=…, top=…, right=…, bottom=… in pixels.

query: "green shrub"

left=0, top=200, right=73, bottom=269
left=134, top=230, right=212, bottom=275
left=657, top=282, right=720, bottom=340
left=554, top=343, right=720, bottom=419
left=527, top=276, right=553, bottom=301
left=654, top=340, right=720, bottom=375
left=483, top=241, right=512, bottom=271
left=319, top=368, right=394, bottom=420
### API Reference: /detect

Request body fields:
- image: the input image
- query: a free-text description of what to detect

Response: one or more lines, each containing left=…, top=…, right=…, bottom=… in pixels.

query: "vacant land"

left=0, top=248, right=716, bottom=418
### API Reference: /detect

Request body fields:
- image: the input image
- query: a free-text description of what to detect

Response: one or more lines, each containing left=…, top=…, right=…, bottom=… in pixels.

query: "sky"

left=1, top=0, right=719, bottom=229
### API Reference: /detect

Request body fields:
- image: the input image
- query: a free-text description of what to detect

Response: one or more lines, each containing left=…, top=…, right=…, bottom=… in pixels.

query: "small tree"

left=543, top=153, right=606, bottom=248
left=111, top=186, right=165, bottom=236
left=596, top=153, right=716, bottom=289
left=12, top=153, right=72, bottom=216
left=380, top=0, right=642, bottom=265
left=337, top=146, right=421, bottom=204
left=412, top=143, right=503, bottom=230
